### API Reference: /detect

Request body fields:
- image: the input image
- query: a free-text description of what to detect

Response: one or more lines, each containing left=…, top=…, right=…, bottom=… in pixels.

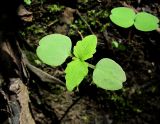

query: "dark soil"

left=18, top=0, right=160, bottom=124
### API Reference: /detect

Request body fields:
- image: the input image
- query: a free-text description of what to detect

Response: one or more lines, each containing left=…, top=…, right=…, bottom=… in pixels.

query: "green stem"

left=87, top=63, right=95, bottom=69
left=69, top=53, right=74, bottom=58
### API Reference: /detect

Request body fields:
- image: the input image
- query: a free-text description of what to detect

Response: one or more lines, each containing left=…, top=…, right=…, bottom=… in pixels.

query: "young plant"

left=111, top=40, right=126, bottom=51
left=110, top=7, right=159, bottom=31
left=36, top=34, right=126, bottom=91
left=24, top=0, right=31, bottom=5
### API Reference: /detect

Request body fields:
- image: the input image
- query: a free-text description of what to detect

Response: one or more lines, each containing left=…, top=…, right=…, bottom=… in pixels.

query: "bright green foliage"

left=65, top=59, right=88, bottom=91
left=111, top=40, right=126, bottom=51
left=134, top=12, right=159, bottom=31
left=112, top=40, right=119, bottom=48
left=36, top=33, right=126, bottom=91
left=73, top=35, right=97, bottom=60
left=47, top=4, right=64, bottom=13
left=36, top=34, right=72, bottom=66
left=110, top=7, right=135, bottom=28
left=24, top=0, right=31, bottom=5
left=93, top=58, right=126, bottom=90
left=110, top=7, right=159, bottom=31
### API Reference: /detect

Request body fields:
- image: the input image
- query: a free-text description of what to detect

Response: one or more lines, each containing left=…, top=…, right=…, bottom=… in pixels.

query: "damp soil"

left=21, top=0, right=160, bottom=124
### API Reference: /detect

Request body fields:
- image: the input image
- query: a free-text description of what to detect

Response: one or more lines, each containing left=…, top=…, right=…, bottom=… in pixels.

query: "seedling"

left=112, top=40, right=119, bottom=48
left=110, top=7, right=159, bottom=31
left=112, top=40, right=126, bottom=51
left=47, top=4, right=64, bottom=13
left=36, top=34, right=126, bottom=91
left=24, top=0, right=31, bottom=5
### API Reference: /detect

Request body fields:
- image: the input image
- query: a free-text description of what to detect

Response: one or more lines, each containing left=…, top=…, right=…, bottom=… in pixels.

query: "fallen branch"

left=76, top=10, right=94, bottom=34
left=22, top=53, right=65, bottom=86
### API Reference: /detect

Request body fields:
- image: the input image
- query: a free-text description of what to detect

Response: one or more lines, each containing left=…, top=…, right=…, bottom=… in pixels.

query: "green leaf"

left=36, top=34, right=72, bottom=66
left=93, top=58, right=126, bottom=90
left=73, top=35, right=97, bottom=60
left=112, top=40, right=119, bottom=48
left=24, top=0, right=31, bottom=5
left=110, top=7, right=135, bottom=28
left=134, top=12, right=159, bottom=31
left=65, top=59, right=88, bottom=91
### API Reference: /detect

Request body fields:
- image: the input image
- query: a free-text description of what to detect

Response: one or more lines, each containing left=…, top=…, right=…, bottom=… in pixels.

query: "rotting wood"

left=0, top=1, right=35, bottom=123
left=0, top=36, right=35, bottom=124
left=9, top=78, right=35, bottom=124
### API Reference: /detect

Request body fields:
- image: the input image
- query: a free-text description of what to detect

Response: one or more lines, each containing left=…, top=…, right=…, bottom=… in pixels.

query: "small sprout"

left=110, top=7, right=159, bottom=31
left=36, top=34, right=126, bottom=91
left=112, top=40, right=119, bottom=48
left=134, top=12, right=159, bottom=31
left=24, top=0, right=31, bottom=5
left=112, top=40, right=126, bottom=51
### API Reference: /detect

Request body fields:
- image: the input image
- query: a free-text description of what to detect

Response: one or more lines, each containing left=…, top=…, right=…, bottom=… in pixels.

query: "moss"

left=47, top=4, right=64, bottom=13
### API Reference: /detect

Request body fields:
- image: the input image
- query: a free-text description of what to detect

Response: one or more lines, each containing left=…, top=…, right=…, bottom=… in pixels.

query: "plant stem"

left=87, top=63, right=95, bottom=69
left=76, top=10, right=94, bottom=34
left=128, top=30, right=132, bottom=42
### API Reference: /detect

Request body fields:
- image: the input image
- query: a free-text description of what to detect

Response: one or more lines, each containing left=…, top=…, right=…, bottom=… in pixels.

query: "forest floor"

left=20, top=0, right=160, bottom=124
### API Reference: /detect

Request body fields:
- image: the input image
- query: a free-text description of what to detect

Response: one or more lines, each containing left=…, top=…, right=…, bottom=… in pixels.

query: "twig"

left=77, top=30, right=83, bottom=39
left=76, top=10, right=94, bottom=34
left=22, top=53, right=65, bottom=86
left=59, top=96, right=82, bottom=122
left=120, top=1, right=139, bottom=13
